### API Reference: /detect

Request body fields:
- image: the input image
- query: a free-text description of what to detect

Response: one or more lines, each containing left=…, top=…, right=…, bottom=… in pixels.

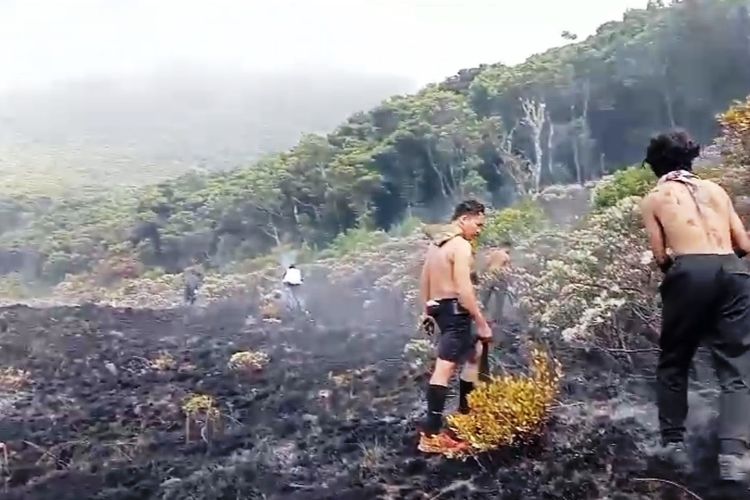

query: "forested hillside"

left=1, top=0, right=749, bottom=287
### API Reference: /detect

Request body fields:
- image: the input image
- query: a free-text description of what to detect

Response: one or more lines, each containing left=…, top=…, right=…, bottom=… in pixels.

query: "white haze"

left=1, top=0, right=649, bottom=92
left=0, top=0, right=649, bottom=169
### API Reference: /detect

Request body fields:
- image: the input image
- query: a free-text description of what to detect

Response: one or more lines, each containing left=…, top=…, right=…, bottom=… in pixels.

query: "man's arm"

left=727, top=192, right=750, bottom=257
left=640, top=194, right=671, bottom=271
left=452, top=239, right=488, bottom=328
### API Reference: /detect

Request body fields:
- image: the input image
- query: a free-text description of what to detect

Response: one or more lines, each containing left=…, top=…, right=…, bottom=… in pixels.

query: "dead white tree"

left=520, top=97, right=547, bottom=192
left=546, top=110, right=556, bottom=178
left=487, top=117, right=533, bottom=196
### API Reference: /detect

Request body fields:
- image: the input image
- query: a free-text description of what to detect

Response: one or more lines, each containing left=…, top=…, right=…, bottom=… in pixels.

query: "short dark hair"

left=644, top=129, right=701, bottom=177
left=452, top=199, right=486, bottom=221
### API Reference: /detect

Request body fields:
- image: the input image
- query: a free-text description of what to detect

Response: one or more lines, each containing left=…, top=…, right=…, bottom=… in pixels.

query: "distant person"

left=418, top=199, right=491, bottom=454
left=183, top=264, right=204, bottom=305
left=282, top=264, right=304, bottom=312
left=640, top=129, right=750, bottom=480
left=479, top=241, right=513, bottom=325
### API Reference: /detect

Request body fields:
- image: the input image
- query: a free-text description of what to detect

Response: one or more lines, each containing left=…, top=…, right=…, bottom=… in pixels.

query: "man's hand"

left=476, top=319, right=493, bottom=343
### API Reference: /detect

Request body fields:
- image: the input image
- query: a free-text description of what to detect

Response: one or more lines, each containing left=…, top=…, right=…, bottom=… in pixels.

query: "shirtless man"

left=417, top=199, right=492, bottom=454
left=640, top=129, right=750, bottom=481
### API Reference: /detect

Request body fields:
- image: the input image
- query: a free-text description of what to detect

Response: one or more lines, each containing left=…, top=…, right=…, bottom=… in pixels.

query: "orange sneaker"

left=418, top=431, right=470, bottom=455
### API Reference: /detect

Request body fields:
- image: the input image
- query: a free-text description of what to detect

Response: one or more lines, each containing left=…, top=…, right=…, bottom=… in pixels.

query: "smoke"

left=278, top=249, right=298, bottom=269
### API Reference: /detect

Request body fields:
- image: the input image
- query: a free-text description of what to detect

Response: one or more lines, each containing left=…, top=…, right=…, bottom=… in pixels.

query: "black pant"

left=658, top=254, right=750, bottom=451
left=427, top=299, right=476, bottom=364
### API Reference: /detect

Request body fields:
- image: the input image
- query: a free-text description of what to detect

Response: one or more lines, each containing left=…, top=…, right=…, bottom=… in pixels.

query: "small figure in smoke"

left=281, top=264, right=304, bottom=312
left=640, top=129, right=750, bottom=480
left=183, top=263, right=204, bottom=305
left=478, top=241, right=513, bottom=326
left=417, top=199, right=491, bottom=455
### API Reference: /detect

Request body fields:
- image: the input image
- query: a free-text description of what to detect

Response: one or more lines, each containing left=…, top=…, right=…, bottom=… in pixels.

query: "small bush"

left=228, top=351, right=269, bottom=372
left=322, top=226, right=389, bottom=258
left=718, top=95, right=750, bottom=164
left=388, top=215, right=423, bottom=238
left=592, top=166, right=655, bottom=210
left=479, top=199, right=546, bottom=246
left=447, top=348, right=562, bottom=455
left=0, top=273, right=31, bottom=299
left=0, top=367, right=31, bottom=392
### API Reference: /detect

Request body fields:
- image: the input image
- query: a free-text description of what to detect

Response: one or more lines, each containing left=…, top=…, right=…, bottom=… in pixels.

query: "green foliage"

left=321, top=226, right=389, bottom=259
left=0, top=273, right=31, bottom=299
left=1, top=0, right=749, bottom=287
left=718, top=95, right=750, bottom=164
left=388, top=216, right=423, bottom=238
left=480, top=200, right=546, bottom=246
left=592, top=167, right=656, bottom=210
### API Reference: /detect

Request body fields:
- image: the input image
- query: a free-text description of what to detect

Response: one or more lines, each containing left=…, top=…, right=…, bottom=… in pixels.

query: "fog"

left=0, top=0, right=649, bottom=168
left=1, top=0, right=649, bottom=90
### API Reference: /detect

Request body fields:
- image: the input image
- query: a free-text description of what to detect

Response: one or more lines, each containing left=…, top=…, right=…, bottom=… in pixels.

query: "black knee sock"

left=425, top=384, right=448, bottom=435
left=459, top=380, right=475, bottom=414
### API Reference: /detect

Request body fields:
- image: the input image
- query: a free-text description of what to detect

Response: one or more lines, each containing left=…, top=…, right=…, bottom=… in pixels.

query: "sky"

left=0, top=0, right=650, bottom=92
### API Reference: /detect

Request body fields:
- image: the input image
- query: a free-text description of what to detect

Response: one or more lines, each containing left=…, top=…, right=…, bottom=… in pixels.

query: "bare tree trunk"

left=424, top=145, right=450, bottom=198
left=261, top=220, right=282, bottom=247
left=581, top=79, right=591, bottom=182
left=292, top=203, right=300, bottom=224
left=573, top=137, right=582, bottom=185
left=663, top=86, right=676, bottom=128
left=520, top=97, right=547, bottom=193
left=570, top=103, right=583, bottom=185
left=546, top=112, right=555, bottom=178
left=494, top=118, right=530, bottom=196
left=502, top=121, right=518, bottom=153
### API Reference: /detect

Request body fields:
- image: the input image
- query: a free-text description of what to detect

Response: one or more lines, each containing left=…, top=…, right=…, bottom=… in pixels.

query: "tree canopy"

left=2, top=0, right=750, bottom=285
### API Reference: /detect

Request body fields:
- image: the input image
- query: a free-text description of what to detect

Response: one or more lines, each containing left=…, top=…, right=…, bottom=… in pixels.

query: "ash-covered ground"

left=0, top=284, right=747, bottom=499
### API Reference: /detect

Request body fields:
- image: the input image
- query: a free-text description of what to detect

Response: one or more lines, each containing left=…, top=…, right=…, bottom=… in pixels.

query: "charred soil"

left=0, top=303, right=746, bottom=499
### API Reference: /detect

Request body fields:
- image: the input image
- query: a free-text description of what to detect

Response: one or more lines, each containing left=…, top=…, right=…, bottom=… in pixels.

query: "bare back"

left=646, top=179, right=734, bottom=255
left=423, top=237, right=470, bottom=300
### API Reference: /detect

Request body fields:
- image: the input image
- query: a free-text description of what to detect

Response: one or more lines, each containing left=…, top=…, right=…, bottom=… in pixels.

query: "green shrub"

left=592, top=166, right=656, bottom=210
left=0, top=273, right=31, bottom=299
left=480, top=199, right=546, bottom=246
left=388, top=215, right=423, bottom=238
left=321, top=226, right=389, bottom=258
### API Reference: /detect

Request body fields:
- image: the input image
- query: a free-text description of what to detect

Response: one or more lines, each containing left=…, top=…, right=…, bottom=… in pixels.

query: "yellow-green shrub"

left=479, top=199, right=546, bottom=246
left=592, top=166, right=656, bottom=210
left=718, top=95, right=750, bottom=164
left=447, top=348, right=562, bottom=455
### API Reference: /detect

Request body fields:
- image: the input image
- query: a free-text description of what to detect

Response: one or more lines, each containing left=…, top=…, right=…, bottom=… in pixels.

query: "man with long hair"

left=640, top=129, right=750, bottom=480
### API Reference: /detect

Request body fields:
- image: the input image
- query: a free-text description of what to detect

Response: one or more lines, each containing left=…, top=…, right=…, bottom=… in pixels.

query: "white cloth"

left=282, top=268, right=303, bottom=286
left=657, top=169, right=699, bottom=186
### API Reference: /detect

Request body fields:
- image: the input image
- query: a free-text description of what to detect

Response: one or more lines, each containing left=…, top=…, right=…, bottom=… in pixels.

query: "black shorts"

left=428, top=299, right=477, bottom=363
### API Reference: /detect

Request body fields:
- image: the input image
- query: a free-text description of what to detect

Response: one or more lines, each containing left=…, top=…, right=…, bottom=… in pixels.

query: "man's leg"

left=458, top=341, right=482, bottom=414
left=421, top=311, right=471, bottom=449
left=288, top=286, right=301, bottom=311
left=657, top=273, right=703, bottom=446
left=425, top=358, right=457, bottom=435
left=713, top=261, right=750, bottom=479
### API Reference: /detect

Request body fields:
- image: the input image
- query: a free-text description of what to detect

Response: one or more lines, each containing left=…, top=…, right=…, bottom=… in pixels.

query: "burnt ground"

left=0, top=301, right=747, bottom=500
